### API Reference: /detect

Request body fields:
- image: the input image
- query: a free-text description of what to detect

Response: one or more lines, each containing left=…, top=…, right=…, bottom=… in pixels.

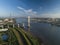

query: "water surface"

left=16, top=18, right=60, bottom=45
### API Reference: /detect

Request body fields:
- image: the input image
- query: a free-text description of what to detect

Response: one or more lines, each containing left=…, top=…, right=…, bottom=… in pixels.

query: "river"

left=16, top=18, right=60, bottom=45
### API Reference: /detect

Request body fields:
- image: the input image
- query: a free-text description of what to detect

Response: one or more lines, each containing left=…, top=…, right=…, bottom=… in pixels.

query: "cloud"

left=26, top=9, right=32, bottom=12
left=17, top=6, right=37, bottom=16
left=17, top=6, right=60, bottom=18
left=17, top=7, right=27, bottom=12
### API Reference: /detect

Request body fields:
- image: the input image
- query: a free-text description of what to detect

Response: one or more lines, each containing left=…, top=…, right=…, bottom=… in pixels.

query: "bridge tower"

left=28, top=16, right=30, bottom=31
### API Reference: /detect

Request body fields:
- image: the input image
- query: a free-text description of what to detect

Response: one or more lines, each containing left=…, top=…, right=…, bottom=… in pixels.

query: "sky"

left=0, top=0, right=60, bottom=18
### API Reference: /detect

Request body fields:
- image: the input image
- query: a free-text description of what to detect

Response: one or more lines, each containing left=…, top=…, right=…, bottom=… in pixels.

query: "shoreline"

left=29, top=31, right=48, bottom=45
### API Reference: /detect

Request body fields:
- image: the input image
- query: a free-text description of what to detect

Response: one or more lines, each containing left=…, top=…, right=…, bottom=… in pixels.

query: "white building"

left=0, top=18, right=15, bottom=28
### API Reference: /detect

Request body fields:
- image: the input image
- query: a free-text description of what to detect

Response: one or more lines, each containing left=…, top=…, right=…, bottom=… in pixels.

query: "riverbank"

left=17, top=27, right=41, bottom=45
left=22, top=27, right=45, bottom=45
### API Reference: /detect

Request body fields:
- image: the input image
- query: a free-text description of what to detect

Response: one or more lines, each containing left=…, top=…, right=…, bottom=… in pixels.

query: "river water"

left=16, top=18, right=60, bottom=45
